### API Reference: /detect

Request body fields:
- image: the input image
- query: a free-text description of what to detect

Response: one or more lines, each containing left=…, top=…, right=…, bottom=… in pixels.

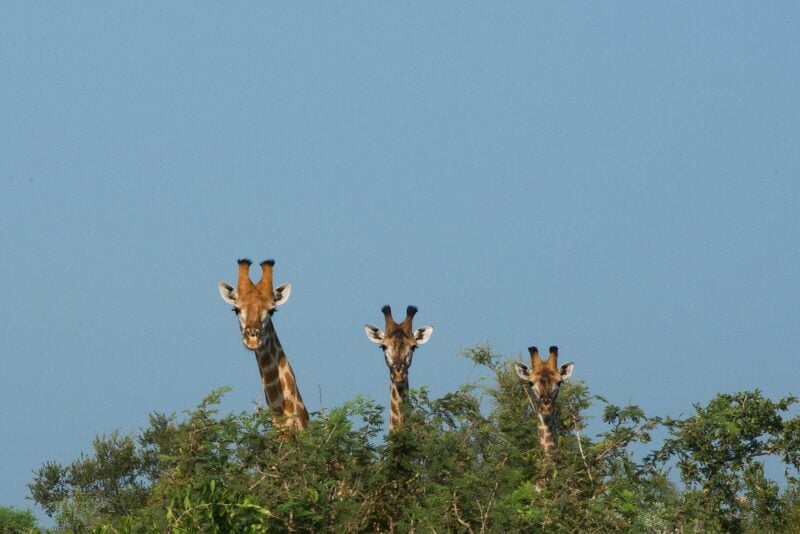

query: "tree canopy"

left=17, top=345, right=800, bottom=533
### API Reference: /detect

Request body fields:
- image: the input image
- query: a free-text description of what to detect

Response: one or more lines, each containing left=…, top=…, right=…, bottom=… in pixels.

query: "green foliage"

left=0, top=505, right=38, bottom=533
left=164, top=479, right=270, bottom=533
left=28, top=430, right=148, bottom=531
left=26, top=347, right=800, bottom=532
left=649, top=390, right=800, bottom=533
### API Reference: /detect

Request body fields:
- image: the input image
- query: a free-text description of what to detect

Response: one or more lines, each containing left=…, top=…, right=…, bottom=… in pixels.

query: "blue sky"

left=2, top=3, right=799, bottom=523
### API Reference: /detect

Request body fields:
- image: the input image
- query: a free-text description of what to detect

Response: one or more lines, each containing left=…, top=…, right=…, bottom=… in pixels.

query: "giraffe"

left=218, top=258, right=309, bottom=431
left=514, top=346, right=575, bottom=453
left=364, top=305, right=433, bottom=432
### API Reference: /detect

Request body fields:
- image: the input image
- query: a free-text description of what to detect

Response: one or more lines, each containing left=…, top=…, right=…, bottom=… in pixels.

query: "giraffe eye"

left=232, top=307, right=241, bottom=315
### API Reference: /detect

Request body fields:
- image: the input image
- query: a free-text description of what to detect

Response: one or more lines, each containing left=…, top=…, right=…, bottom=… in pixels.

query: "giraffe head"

left=218, top=259, right=292, bottom=350
left=364, top=305, right=433, bottom=384
left=514, top=346, right=574, bottom=417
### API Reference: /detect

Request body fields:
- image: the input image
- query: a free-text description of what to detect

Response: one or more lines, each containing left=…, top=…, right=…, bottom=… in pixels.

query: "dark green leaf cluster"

left=22, top=346, right=800, bottom=533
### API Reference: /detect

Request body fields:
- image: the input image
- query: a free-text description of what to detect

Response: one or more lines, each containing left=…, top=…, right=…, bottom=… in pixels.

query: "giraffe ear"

left=559, top=362, right=575, bottom=380
left=414, top=326, right=433, bottom=345
left=218, top=282, right=237, bottom=306
left=364, top=324, right=385, bottom=344
left=273, top=283, right=292, bottom=306
left=513, top=362, right=530, bottom=381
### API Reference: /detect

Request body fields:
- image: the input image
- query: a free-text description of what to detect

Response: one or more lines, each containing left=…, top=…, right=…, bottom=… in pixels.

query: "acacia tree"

left=649, top=390, right=800, bottom=533
left=27, top=345, right=800, bottom=533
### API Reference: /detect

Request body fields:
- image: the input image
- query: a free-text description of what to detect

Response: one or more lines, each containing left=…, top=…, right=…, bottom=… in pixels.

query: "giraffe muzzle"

left=538, top=398, right=554, bottom=416
left=243, top=328, right=262, bottom=350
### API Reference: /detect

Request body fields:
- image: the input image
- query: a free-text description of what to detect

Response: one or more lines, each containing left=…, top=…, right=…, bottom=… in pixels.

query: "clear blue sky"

left=2, top=3, right=798, bottom=523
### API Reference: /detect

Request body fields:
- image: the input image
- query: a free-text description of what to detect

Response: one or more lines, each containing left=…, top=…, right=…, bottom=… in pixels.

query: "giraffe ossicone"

left=218, top=258, right=309, bottom=431
left=514, top=345, right=575, bottom=453
left=364, top=305, right=433, bottom=433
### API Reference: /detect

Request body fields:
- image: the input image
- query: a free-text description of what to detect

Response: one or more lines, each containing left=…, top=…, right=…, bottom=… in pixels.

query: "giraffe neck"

left=254, top=321, right=309, bottom=431
left=388, top=378, right=408, bottom=433
left=536, top=411, right=556, bottom=453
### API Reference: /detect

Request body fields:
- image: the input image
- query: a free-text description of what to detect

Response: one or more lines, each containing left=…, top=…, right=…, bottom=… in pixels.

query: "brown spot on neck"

left=537, top=412, right=556, bottom=452
left=252, top=320, right=308, bottom=431
left=388, top=380, right=409, bottom=432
